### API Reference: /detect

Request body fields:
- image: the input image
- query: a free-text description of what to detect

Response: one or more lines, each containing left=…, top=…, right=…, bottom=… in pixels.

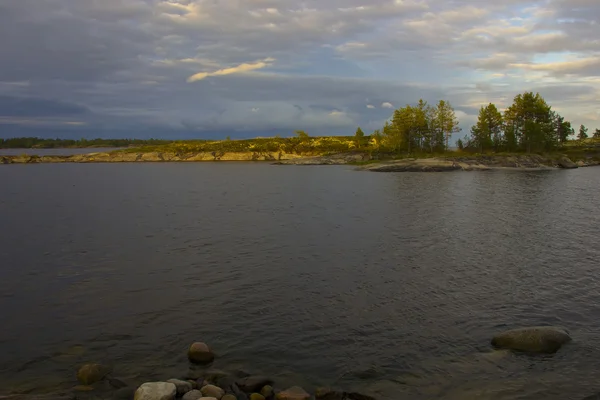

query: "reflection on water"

left=0, top=164, right=599, bottom=399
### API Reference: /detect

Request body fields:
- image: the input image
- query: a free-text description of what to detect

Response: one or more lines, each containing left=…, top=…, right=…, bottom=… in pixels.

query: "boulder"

left=556, top=156, right=578, bottom=169
left=77, top=364, right=112, bottom=385
left=260, top=386, right=273, bottom=398
left=167, top=379, right=193, bottom=396
left=182, top=390, right=203, bottom=400
left=250, top=395, right=265, bottom=400
left=200, top=385, right=224, bottom=399
left=188, top=342, right=215, bottom=364
left=199, top=398, right=218, bottom=400
left=236, top=377, right=273, bottom=393
left=275, top=387, right=310, bottom=400
left=491, top=326, right=571, bottom=353
left=134, top=383, right=177, bottom=400
left=221, top=396, right=237, bottom=400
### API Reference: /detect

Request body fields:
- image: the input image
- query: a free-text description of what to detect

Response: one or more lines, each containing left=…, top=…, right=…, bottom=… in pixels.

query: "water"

left=1, top=163, right=599, bottom=400
left=0, top=148, right=123, bottom=156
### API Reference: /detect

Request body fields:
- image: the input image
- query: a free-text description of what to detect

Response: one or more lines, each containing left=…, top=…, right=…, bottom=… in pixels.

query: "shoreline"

left=1, top=151, right=599, bottom=171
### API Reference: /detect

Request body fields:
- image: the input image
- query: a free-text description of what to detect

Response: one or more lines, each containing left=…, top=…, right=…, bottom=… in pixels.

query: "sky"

left=0, top=0, right=599, bottom=141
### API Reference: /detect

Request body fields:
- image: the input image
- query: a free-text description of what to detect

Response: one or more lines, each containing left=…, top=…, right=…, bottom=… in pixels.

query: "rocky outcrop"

left=134, top=382, right=177, bottom=400
left=188, top=342, right=215, bottom=364
left=0, top=151, right=307, bottom=164
left=491, top=326, right=572, bottom=353
left=363, top=154, right=600, bottom=172
left=76, top=364, right=112, bottom=385
left=275, top=152, right=371, bottom=165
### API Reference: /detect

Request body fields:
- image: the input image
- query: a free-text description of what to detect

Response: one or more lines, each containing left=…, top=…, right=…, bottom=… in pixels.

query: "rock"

left=249, top=395, right=264, bottom=400
left=275, top=387, right=310, bottom=400
left=188, top=380, right=198, bottom=390
left=259, top=386, right=273, bottom=398
left=109, top=378, right=130, bottom=389
left=134, top=382, right=177, bottom=400
left=167, top=379, right=193, bottom=396
left=491, top=326, right=572, bottom=353
left=556, top=156, right=578, bottom=169
left=364, top=158, right=462, bottom=172
left=346, top=393, right=377, bottom=400
left=236, top=377, right=273, bottom=393
left=199, top=398, right=218, bottom=400
left=201, top=385, right=224, bottom=399
left=196, top=378, right=205, bottom=389
left=77, top=364, right=112, bottom=385
left=221, top=397, right=237, bottom=400
left=188, top=342, right=215, bottom=364
left=182, top=390, right=204, bottom=400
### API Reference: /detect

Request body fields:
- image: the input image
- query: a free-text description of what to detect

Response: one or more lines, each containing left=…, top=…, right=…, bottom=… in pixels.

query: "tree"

left=354, top=126, right=366, bottom=148
left=294, top=130, right=309, bottom=141
left=503, top=92, right=554, bottom=152
left=430, top=100, right=460, bottom=151
left=470, top=103, right=503, bottom=152
left=578, top=124, right=588, bottom=140
left=594, top=128, right=600, bottom=139
left=556, top=115, right=574, bottom=143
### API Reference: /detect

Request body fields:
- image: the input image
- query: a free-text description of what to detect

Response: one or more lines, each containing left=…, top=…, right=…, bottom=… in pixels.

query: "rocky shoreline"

left=0, top=329, right=581, bottom=400
left=1, top=151, right=599, bottom=172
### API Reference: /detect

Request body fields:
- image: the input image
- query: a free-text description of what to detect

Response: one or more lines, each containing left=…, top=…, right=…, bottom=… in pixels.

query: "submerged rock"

left=491, top=326, right=572, bottom=353
left=250, top=394, right=265, bottom=400
left=108, top=377, right=130, bottom=389
left=134, top=383, right=177, bottom=400
left=275, top=387, right=310, bottom=400
left=77, top=364, right=112, bottom=385
left=200, top=385, right=224, bottom=399
left=113, top=387, right=137, bottom=400
left=236, top=377, right=273, bottom=393
left=188, top=342, right=215, bottom=364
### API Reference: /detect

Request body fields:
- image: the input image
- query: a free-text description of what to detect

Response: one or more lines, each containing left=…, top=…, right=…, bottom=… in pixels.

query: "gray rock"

left=77, top=364, right=112, bottom=385
left=134, top=382, right=177, bottom=400
left=167, top=379, right=193, bottom=396
left=236, top=377, right=273, bottom=393
left=491, top=326, right=572, bottom=353
left=188, top=342, right=215, bottom=364
left=201, top=385, right=224, bottom=399
left=556, top=156, right=578, bottom=169
left=182, top=390, right=203, bottom=400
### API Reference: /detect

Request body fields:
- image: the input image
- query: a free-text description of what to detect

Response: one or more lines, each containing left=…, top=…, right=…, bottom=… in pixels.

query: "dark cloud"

left=0, top=96, right=89, bottom=117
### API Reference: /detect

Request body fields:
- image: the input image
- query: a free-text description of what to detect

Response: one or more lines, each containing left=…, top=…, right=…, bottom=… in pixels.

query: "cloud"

left=187, top=58, right=275, bottom=82
left=0, top=0, right=599, bottom=139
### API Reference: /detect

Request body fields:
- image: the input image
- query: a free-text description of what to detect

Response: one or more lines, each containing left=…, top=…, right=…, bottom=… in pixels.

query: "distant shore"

left=1, top=150, right=599, bottom=171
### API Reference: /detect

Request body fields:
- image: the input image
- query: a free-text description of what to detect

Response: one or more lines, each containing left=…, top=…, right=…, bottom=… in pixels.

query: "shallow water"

left=1, top=163, right=599, bottom=399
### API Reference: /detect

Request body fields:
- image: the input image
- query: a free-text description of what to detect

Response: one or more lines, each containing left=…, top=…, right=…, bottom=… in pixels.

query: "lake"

left=1, top=163, right=599, bottom=400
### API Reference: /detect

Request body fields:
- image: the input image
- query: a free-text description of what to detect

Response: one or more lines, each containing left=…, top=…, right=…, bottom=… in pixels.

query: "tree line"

left=0, top=137, right=173, bottom=149
left=353, top=91, right=599, bottom=154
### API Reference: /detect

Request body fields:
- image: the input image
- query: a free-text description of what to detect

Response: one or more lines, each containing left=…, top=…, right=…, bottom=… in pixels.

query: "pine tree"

left=578, top=124, right=588, bottom=140
left=471, top=103, right=503, bottom=152
left=354, top=127, right=365, bottom=148
left=594, top=128, right=600, bottom=139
